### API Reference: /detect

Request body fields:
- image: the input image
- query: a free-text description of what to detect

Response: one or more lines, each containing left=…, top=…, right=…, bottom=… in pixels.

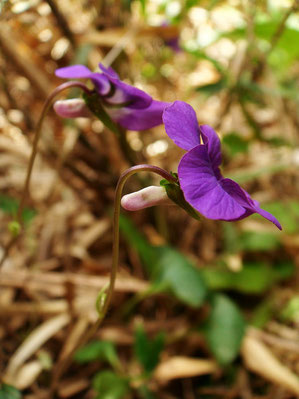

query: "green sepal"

left=8, top=221, right=21, bottom=237
left=95, top=283, right=108, bottom=318
left=160, top=177, right=201, bottom=221
left=0, top=384, right=22, bottom=399
left=83, top=92, right=121, bottom=137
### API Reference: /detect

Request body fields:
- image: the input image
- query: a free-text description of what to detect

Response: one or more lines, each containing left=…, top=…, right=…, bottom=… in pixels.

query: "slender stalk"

left=101, top=164, right=177, bottom=320
left=49, top=165, right=176, bottom=397
left=45, top=0, right=75, bottom=46
left=266, top=0, right=299, bottom=58
left=0, top=81, right=92, bottom=268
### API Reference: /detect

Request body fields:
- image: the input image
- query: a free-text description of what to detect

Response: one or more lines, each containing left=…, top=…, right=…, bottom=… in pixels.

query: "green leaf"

left=239, top=231, right=280, bottom=251
left=273, top=261, right=295, bottom=280
left=222, top=133, right=249, bottom=156
left=289, top=201, right=299, bottom=217
left=139, top=0, right=147, bottom=16
left=134, top=325, right=164, bottom=374
left=262, top=202, right=299, bottom=234
left=74, top=340, right=120, bottom=369
left=0, top=195, right=36, bottom=225
left=204, top=294, right=246, bottom=365
left=0, top=384, right=22, bottom=399
left=120, top=215, right=207, bottom=307
left=0, top=195, right=19, bottom=215
left=152, top=246, right=207, bottom=307
left=119, top=214, right=157, bottom=268
left=251, top=300, right=273, bottom=328
left=196, top=78, right=227, bottom=95
left=281, top=296, right=299, bottom=322
left=222, top=223, right=240, bottom=253
left=223, top=19, right=299, bottom=70
left=137, top=385, right=158, bottom=399
left=202, top=261, right=294, bottom=294
left=185, top=0, right=200, bottom=9
left=93, top=371, right=130, bottom=399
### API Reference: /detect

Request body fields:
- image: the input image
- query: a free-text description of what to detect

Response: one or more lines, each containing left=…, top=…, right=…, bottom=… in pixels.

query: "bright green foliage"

left=93, top=371, right=130, bottom=399
left=139, top=0, right=147, bottom=16
left=239, top=231, right=280, bottom=251
left=223, top=223, right=281, bottom=253
left=134, top=324, right=164, bottom=375
left=152, top=246, right=207, bottom=307
left=8, top=221, right=21, bottom=237
left=119, top=214, right=157, bottom=268
left=203, top=261, right=294, bottom=294
left=223, top=133, right=249, bottom=156
left=0, top=384, right=22, bottom=399
left=119, top=215, right=207, bottom=307
left=281, top=296, right=299, bottom=322
left=204, top=294, right=246, bottom=365
left=262, top=201, right=299, bottom=234
left=0, top=195, right=19, bottom=215
left=251, top=300, right=274, bottom=328
left=196, top=78, right=227, bottom=95
left=137, top=385, right=158, bottom=399
left=223, top=19, right=299, bottom=72
left=74, top=340, right=120, bottom=369
left=0, top=194, right=36, bottom=225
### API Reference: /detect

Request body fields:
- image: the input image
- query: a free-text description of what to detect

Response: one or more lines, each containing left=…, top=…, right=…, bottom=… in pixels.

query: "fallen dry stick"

left=154, top=356, right=219, bottom=383
left=0, top=269, right=150, bottom=296
left=241, top=329, right=299, bottom=396
left=4, top=313, right=71, bottom=384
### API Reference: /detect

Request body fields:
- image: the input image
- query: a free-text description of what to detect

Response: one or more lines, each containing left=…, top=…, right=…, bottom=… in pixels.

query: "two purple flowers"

left=55, top=63, right=168, bottom=131
left=55, top=63, right=281, bottom=230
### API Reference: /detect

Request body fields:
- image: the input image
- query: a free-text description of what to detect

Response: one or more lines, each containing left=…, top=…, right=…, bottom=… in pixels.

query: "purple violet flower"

left=161, top=21, right=182, bottom=53
left=165, top=36, right=181, bottom=53
left=55, top=63, right=169, bottom=130
left=163, top=101, right=282, bottom=229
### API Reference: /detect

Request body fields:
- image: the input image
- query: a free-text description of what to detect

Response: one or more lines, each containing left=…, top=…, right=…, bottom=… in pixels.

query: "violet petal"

left=99, top=64, right=152, bottom=108
left=251, top=206, right=282, bottom=230
left=55, top=65, right=111, bottom=95
left=55, top=65, right=92, bottom=79
left=53, top=99, right=90, bottom=118
left=99, top=63, right=119, bottom=79
left=200, top=125, right=222, bottom=168
left=178, top=145, right=246, bottom=220
left=104, top=79, right=152, bottom=109
left=163, top=101, right=201, bottom=151
left=107, top=100, right=169, bottom=131
left=220, top=179, right=282, bottom=229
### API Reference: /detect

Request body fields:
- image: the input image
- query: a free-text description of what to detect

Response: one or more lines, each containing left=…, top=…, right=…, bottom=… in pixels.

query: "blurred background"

left=0, top=0, right=299, bottom=398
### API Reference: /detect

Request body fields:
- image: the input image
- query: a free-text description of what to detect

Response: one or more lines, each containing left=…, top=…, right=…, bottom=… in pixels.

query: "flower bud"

left=53, top=99, right=91, bottom=118
left=121, top=186, right=172, bottom=211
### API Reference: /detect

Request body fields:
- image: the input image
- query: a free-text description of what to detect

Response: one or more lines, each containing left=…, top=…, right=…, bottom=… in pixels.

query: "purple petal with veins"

left=163, top=101, right=201, bottom=151
left=178, top=145, right=246, bottom=221
left=55, top=64, right=168, bottom=130
left=163, top=101, right=282, bottom=229
left=107, top=100, right=169, bottom=131
left=55, top=65, right=110, bottom=95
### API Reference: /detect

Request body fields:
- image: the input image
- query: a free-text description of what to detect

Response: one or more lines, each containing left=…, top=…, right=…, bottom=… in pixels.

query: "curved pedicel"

left=98, top=165, right=177, bottom=320
left=0, top=82, right=92, bottom=267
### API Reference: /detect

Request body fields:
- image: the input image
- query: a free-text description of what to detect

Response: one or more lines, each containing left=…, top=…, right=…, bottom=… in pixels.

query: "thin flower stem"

left=49, top=165, right=176, bottom=397
left=101, top=164, right=177, bottom=319
left=0, top=81, right=92, bottom=268
left=266, top=0, right=299, bottom=58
